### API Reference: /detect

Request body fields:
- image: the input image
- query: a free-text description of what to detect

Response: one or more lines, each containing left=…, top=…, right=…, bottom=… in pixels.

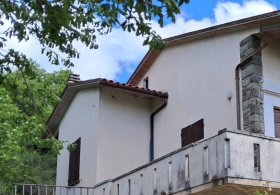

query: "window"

left=181, top=119, right=204, bottom=147
left=274, top=107, right=280, bottom=138
left=68, top=138, right=81, bottom=186
left=143, top=77, right=149, bottom=89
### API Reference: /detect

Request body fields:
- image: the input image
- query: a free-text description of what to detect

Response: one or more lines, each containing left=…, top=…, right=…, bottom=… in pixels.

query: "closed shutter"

left=181, top=119, right=204, bottom=147
left=68, top=138, right=81, bottom=186
left=274, top=108, right=280, bottom=138
left=181, top=125, right=193, bottom=147
left=194, top=119, right=204, bottom=142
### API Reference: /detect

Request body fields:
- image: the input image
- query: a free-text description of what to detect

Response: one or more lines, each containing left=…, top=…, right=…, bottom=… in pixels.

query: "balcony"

left=16, top=129, right=280, bottom=194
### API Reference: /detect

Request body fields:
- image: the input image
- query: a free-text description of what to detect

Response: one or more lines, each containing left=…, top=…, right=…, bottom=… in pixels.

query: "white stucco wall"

left=263, top=93, right=280, bottom=137
left=56, top=89, right=100, bottom=187
left=96, top=88, right=152, bottom=183
left=137, top=28, right=259, bottom=158
left=262, top=40, right=280, bottom=94
left=262, top=39, right=280, bottom=137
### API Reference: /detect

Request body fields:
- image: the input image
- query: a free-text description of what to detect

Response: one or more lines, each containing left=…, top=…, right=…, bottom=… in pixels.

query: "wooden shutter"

left=274, top=108, right=280, bottom=138
left=181, top=119, right=204, bottom=147
left=194, top=119, right=204, bottom=142
left=181, top=125, right=193, bottom=147
left=68, top=138, right=81, bottom=186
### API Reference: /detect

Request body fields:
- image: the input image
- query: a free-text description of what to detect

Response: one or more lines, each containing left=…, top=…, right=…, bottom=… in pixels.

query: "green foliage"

left=255, top=181, right=272, bottom=195
left=0, top=0, right=189, bottom=75
left=0, top=62, right=70, bottom=192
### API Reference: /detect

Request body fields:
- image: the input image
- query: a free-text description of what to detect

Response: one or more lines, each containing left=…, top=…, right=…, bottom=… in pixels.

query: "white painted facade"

left=56, top=87, right=160, bottom=187
left=137, top=28, right=259, bottom=158
left=54, top=13, right=280, bottom=193
left=262, top=39, right=280, bottom=137
left=56, top=89, right=100, bottom=187
left=96, top=88, right=152, bottom=183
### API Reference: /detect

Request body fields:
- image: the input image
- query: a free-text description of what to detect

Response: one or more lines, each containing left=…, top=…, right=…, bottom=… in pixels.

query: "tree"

left=0, top=0, right=189, bottom=81
left=0, top=62, right=71, bottom=191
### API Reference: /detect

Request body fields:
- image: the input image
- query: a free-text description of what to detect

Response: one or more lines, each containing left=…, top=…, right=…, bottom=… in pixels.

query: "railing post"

left=203, top=147, right=209, bottom=176
left=30, top=185, right=33, bottom=195
left=224, top=138, right=231, bottom=169
left=185, top=155, right=190, bottom=182
left=14, top=184, right=17, bottom=195
left=22, top=185, right=25, bottom=195
left=153, top=168, right=157, bottom=195
left=168, top=161, right=172, bottom=193
left=140, top=174, right=143, bottom=195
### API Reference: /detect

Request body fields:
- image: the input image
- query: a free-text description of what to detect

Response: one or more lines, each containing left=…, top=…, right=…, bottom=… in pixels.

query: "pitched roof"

left=47, top=78, right=168, bottom=134
left=127, top=10, right=280, bottom=85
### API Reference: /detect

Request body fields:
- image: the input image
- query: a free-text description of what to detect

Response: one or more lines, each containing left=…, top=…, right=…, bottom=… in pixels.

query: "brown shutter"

left=68, top=138, right=81, bottom=186
left=181, top=119, right=204, bottom=147
left=194, top=119, right=204, bottom=142
left=274, top=108, right=280, bottom=138
left=181, top=125, right=193, bottom=147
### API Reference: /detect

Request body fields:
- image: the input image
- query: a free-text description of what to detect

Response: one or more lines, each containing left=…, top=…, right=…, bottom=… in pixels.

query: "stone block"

left=251, top=55, right=262, bottom=65
left=242, top=100, right=249, bottom=109
left=251, top=122, right=264, bottom=134
left=242, top=94, right=251, bottom=101
left=242, top=77, right=251, bottom=87
left=251, top=88, right=261, bottom=98
left=243, top=65, right=262, bottom=78
left=241, top=47, right=256, bottom=59
left=240, top=35, right=260, bottom=47
left=243, top=118, right=249, bottom=126
left=249, top=114, right=261, bottom=123
left=249, top=104, right=261, bottom=115
left=250, top=74, right=262, bottom=83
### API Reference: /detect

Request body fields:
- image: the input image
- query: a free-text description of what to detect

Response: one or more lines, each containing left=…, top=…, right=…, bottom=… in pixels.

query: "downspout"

left=235, top=59, right=251, bottom=130
left=150, top=98, right=167, bottom=161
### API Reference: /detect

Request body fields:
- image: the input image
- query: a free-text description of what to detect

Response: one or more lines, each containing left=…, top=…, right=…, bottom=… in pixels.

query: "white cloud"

left=214, top=0, right=276, bottom=24
left=1, top=0, right=277, bottom=81
left=151, top=0, right=276, bottom=39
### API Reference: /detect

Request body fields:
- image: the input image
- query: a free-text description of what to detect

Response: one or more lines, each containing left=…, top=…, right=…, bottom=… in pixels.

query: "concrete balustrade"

left=15, top=129, right=280, bottom=194
left=91, top=129, right=280, bottom=194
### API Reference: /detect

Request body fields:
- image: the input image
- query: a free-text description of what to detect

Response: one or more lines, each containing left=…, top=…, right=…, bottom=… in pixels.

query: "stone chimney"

left=68, top=74, right=80, bottom=84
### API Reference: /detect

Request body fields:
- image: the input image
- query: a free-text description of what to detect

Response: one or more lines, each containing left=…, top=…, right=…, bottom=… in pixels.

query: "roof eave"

left=46, top=79, right=168, bottom=135
left=127, top=10, right=280, bottom=85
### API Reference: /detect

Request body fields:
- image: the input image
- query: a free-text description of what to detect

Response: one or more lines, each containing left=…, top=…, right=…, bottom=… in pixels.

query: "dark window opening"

left=274, top=107, right=280, bottom=138
left=181, top=119, right=204, bottom=147
left=143, top=77, right=149, bottom=89
left=254, top=143, right=260, bottom=172
left=68, top=138, right=81, bottom=186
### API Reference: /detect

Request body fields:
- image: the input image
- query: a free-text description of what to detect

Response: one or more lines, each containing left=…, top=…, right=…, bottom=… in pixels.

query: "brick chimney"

left=68, top=74, right=80, bottom=84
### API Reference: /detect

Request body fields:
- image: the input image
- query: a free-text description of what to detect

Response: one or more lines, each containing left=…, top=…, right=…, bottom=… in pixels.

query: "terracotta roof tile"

left=47, top=78, right=168, bottom=134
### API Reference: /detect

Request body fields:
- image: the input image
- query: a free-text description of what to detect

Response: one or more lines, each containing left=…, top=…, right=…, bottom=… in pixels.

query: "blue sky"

left=3, top=0, right=280, bottom=83
left=183, top=0, right=280, bottom=20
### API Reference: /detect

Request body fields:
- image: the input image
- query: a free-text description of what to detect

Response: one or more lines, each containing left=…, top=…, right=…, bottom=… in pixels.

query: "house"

left=45, top=11, right=280, bottom=194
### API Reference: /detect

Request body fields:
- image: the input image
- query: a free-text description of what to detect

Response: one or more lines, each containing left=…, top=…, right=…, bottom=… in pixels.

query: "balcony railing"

left=13, top=184, right=94, bottom=195
left=15, top=129, right=280, bottom=194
